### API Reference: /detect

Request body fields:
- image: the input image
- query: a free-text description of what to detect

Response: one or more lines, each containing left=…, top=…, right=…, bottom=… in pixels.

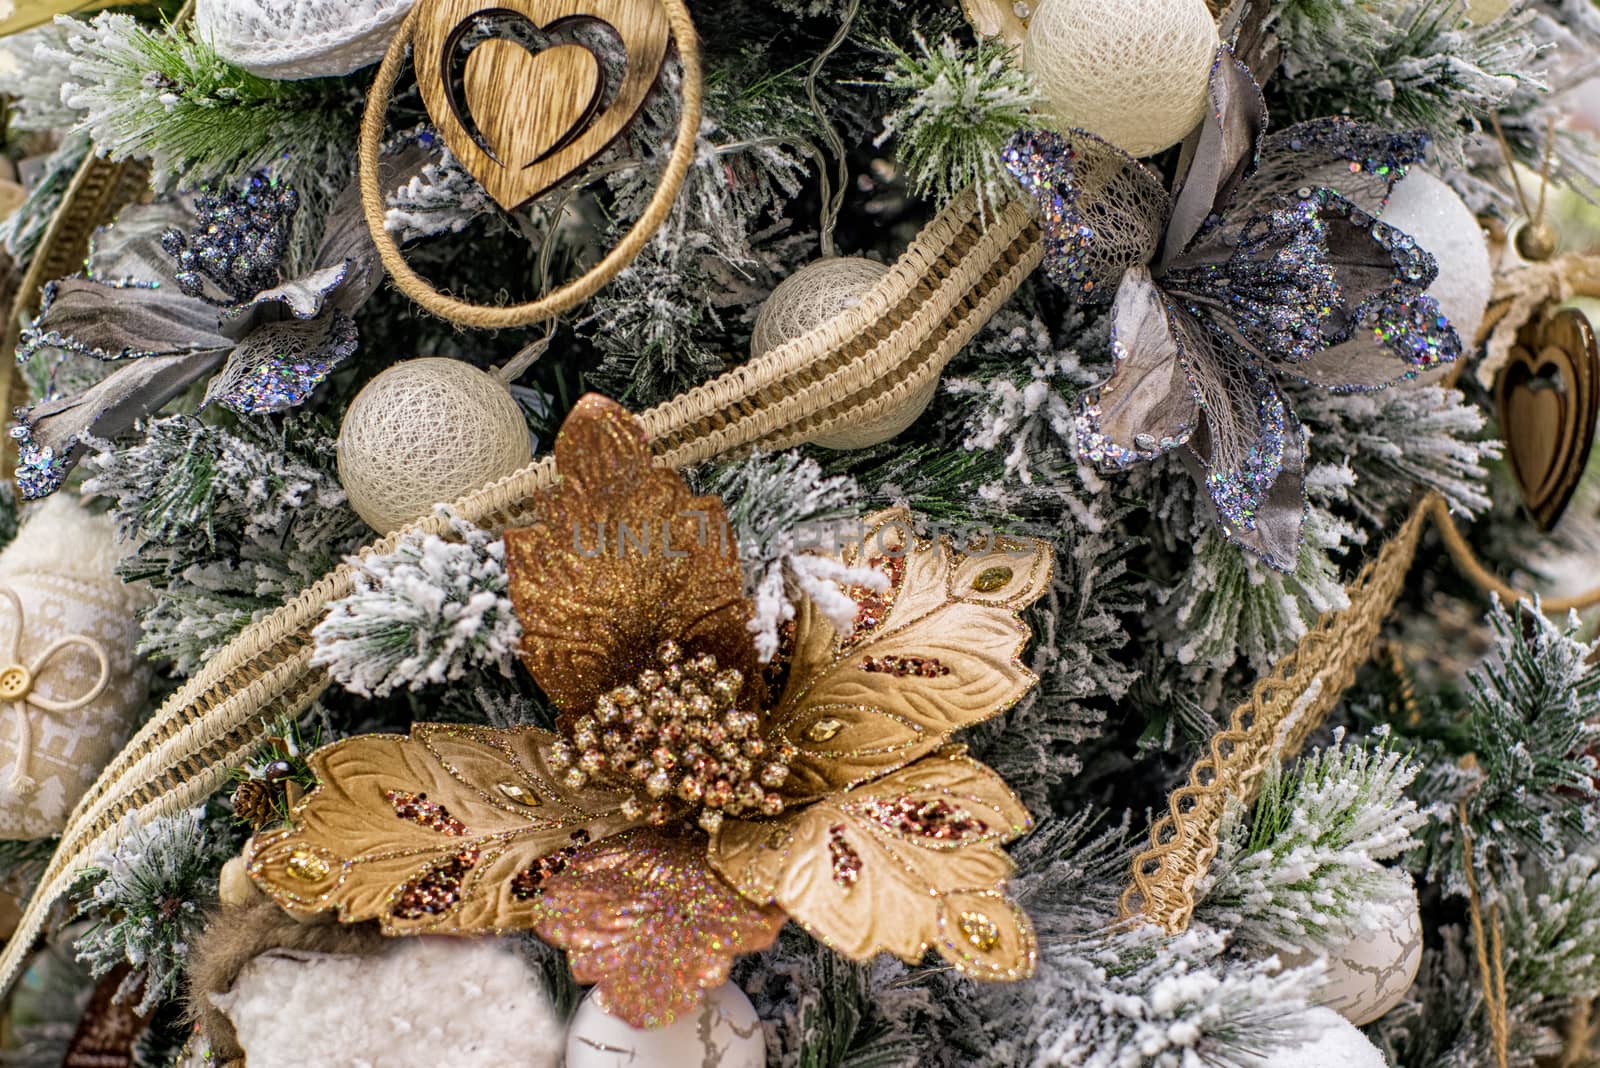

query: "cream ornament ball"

left=195, top=0, right=416, bottom=79
left=212, top=937, right=563, bottom=1068
left=1278, top=870, right=1423, bottom=1026
left=752, top=257, right=936, bottom=449
left=0, top=495, right=151, bottom=840
left=1260, top=1008, right=1388, bottom=1068
left=336, top=358, right=533, bottom=534
left=566, top=982, right=766, bottom=1068
left=1382, top=169, right=1494, bottom=349
left=1022, top=0, right=1221, bottom=158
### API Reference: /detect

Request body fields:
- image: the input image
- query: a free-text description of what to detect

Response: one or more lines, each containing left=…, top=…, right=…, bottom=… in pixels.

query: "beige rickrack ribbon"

left=0, top=586, right=110, bottom=796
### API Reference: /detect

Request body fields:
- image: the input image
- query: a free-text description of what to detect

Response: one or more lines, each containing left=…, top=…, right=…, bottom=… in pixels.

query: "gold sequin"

left=804, top=718, right=846, bottom=742
left=496, top=782, right=540, bottom=806
left=959, top=910, right=1001, bottom=952
left=285, top=849, right=331, bottom=882
left=972, top=566, right=1014, bottom=593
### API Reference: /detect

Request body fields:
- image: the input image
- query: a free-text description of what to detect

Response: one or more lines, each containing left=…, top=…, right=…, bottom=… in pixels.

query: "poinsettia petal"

left=503, top=395, right=758, bottom=724
left=709, top=749, right=1036, bottom=981
left=1162, top=46, right=1266, bottom=269
left=529, top=828, right=785, bottom=1029
left=249, top=724, right=640, bottom=934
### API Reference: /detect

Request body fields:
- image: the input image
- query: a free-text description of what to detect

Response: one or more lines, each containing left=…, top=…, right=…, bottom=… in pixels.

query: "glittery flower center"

left=548, top=640, right=795, bottom=835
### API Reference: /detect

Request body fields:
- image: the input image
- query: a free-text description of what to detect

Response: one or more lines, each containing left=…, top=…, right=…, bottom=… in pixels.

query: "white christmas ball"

left=195, top=0, right=415, bottom=79
left=212, top=936, right=563, bottom=1068
left=1280, top=871, right=1423, bottom=1026
left=1261, top=1007, right=1388, bottom=1068
left=337, top=358, right=532, bottom=534
left=753, top=258, right=932, bottom=449
left=1023, top=0, right=1220, bottom=158
left=1381, top=169, right=1493, bottom=348
left=566, top=982, right=765, bottom=1068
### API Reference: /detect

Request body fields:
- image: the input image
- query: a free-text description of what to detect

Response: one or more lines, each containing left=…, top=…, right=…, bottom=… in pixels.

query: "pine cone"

left=231, top=779, right=275, bottom=829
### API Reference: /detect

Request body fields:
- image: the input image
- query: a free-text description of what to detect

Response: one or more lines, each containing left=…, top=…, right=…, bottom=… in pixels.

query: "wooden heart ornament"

left=1496, top=305, right=1600, bottom=531
left=414, top=0, right=671, bottom=212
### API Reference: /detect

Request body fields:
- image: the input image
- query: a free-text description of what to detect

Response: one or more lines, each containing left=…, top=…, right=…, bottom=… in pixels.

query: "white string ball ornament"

left=337, top=358, right=533, bottom=534
left=1381, top=169, right=1493, bottom=348
left=1023, top=0, right=1220, bottom=158
left=753, top=258, right=934, bottom=450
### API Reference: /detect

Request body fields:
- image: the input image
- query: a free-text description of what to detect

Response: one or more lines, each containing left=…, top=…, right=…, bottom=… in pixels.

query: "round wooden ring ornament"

left=358, top=0, right=703, bottom=329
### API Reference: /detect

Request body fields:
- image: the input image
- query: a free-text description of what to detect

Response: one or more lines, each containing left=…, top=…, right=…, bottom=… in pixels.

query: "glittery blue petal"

left=207, top=311, right=359, bottom=415
left=8, top=413, right=71, bottom=501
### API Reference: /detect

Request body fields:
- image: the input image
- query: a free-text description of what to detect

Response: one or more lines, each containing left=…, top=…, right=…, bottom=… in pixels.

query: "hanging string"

left=805, top=0, right=861, bottom=257
left=1562, top=999, right=1595, bottom=1067
left=1459, top=803, right=1511, bottom=1068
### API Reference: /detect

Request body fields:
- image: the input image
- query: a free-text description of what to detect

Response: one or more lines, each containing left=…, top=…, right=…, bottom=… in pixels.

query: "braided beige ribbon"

left=0, top=585, right=111, bottom=797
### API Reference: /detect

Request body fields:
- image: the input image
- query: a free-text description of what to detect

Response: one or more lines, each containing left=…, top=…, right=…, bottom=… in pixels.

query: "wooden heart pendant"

left=1496, top=305, right=1600, bottom=531
left=414, top=0, right=671, bottom=212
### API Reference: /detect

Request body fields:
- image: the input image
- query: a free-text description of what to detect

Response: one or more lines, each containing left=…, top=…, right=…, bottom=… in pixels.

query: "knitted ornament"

left=336, top=358, right=533, bottom=534
left=1022, top=0, right=1220, bottom=158
left=1383, top=169, right=1493, bottom=348
left=753, top=258, right=932, bottom=449
left=195, top=0, right=415, bottom=79
left=565, top=982, right=765, bottom=1068
left=210, top=937, right=563, bottom=1068
left=0, top=495, right=150, bottom=839
left=1260, top=1008, right=1387, bottom=1068
left=1278, top=870, right=1423, bottom=1026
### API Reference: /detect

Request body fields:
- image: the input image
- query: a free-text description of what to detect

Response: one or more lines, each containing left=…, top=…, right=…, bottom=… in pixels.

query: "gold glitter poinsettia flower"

left=249, top=395, right=1053, bottom=1027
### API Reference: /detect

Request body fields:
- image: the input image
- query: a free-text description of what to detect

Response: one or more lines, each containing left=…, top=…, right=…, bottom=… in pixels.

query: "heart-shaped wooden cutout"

left=414, top=0, right=670, bottom=213
left=1496, top=306, right=1600, bottom=531
left=465, top=39, right=602, bottom=170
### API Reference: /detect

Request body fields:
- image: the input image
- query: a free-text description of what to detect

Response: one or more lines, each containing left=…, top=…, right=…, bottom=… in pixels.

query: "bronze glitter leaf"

left=709, top=747, right=1037, bottom=981
left=503, top=394, right=759, bottom=726
left=768, top=509, right=1053, bottom=802
left=528, top=827, right=786, bottom=1029
left=248, top=723, right=641, bottom=934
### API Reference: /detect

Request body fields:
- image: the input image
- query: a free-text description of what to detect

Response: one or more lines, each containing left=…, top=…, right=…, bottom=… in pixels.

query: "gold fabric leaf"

left=528, top=828, right=786, bottom=1029
left=503, top=394, right=758, bottom=725
left=710, top=748, right=1036, bottom=980
left=770, top=510, right=1053, bottom=801
left=249, top=724, right=640, bottom=934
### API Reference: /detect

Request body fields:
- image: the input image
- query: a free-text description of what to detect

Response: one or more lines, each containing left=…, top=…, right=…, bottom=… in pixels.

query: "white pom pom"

left=1260, top=1008, right=1389, bottom=1068
left=195, top=0, right=415, bottom=79
left=1023, top=0, right=1220, bottom=158
left=337, top=358, right=533, bottom=534
left=566, top=983, right=765, bottom=1068
left=1382, top=170, right=1493, bottom=348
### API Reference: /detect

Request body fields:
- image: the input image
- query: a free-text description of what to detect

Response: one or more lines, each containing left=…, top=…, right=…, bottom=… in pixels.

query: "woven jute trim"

left=1121, top=496, right=1432, bottom=933
left=0, top=187, right=1042, bottom=1000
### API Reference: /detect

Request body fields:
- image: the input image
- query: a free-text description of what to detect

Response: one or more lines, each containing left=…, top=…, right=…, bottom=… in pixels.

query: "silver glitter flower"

left=1006, top=50, right=1462, bottom=570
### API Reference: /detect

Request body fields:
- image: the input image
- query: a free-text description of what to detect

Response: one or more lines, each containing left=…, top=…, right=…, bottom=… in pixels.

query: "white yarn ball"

left=753, top=258, right=933, bottom=449
left=566, top=982, right=765, bottom=1068
left=1260, top=1008, right=1388, bottom=1068
left=337, top=358, right=533, bottom=534
left=1382, top=169, right=1493, bottom=348
left=1280, top=870, right=1423, bottom=1026
left=213, top=937, right=563, bottom=1068
left=195, top=0, right=415, bottom=79
left=1023, top=0, right=1220, bottom=158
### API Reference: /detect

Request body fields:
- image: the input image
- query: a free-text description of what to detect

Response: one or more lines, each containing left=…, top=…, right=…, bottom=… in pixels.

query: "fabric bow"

left=0, top=586, right=111, bottom=796
left=1006, top=49, right=1462, bottom=570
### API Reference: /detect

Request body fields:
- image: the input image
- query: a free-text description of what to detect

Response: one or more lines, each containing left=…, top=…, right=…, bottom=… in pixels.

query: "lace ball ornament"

left=195, top=0, right=415, bottom=79
left=753, top=258, right=933, bottom=449
left=1277, top=869, right=1422, bottom=1026
left=565, top=982, right=764, bottom=1068
left=337, top=358, right=533, bottom=534
left=1260, top=1008, right=1387, bottom=1068
left=1382, top=170, right=1493, bottom=348
left=1023, top=0, right=1220, bottom=158
left=0, top=495, right=151, bottom=839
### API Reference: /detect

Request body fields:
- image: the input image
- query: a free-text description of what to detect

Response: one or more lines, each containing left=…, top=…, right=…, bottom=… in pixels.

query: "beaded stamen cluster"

left=549, top=640, right=796, bottom=834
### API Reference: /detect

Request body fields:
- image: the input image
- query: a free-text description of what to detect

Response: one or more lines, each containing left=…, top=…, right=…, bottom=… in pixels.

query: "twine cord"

left=805, top=0, right=860, bottom=257
left=1459, top=803, right=1511, bottom=1068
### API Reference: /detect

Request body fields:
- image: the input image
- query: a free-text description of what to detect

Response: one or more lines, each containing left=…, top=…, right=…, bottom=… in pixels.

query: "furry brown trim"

left=184, top=902, right=386, bottom=1061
